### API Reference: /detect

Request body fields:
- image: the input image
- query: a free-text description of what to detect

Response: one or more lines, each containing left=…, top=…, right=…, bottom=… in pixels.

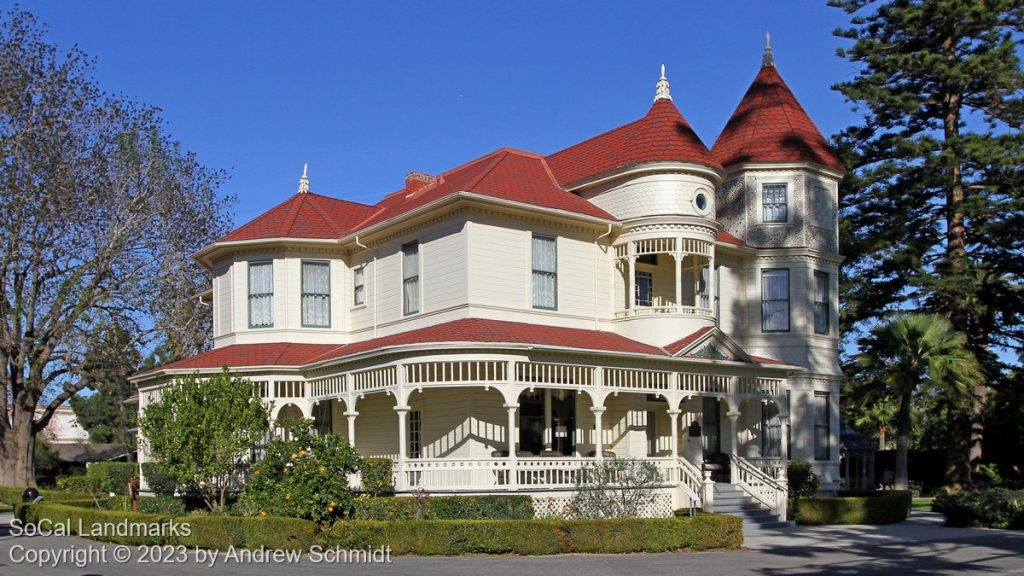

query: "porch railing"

left=731, top=454, right=787, bottom=519
left=745, top=456, right=785, bottom=480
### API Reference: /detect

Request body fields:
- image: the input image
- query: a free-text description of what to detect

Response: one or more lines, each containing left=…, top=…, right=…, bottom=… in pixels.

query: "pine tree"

left=831, top=0, right=1024, bottom=488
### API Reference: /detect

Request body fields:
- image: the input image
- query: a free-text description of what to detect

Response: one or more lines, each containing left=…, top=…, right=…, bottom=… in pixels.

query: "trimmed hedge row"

left=13, top=500, right=742, bottom=554
left=322, top=515, right=743, bottom=555
left=0, top=486, right=92, bottom=505
left=796, top=490, right=912, bottom=525
left=352, top=495, right=534, bottom=520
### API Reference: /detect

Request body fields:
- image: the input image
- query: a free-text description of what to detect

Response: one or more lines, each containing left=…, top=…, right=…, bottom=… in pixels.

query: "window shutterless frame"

left=531, top=234, right=557, bottom=310
left=762, top=183, right=788, bottom=223
left=813, top=271, right=829, bottom=335
left=814, top=392, right=831, bottom=461
left=761, top=268, right=790, bottom=332
left=402, top=241, right=420, bottom=316
left=247, top=260, right=274, bottom=328
left=300, top=260, right=331, bottom=328
left=353, top=265, right=366, bottom=307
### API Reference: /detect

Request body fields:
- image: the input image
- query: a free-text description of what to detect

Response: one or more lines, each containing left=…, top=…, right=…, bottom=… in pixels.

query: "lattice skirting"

left=532, top=492, right=675, bottom=519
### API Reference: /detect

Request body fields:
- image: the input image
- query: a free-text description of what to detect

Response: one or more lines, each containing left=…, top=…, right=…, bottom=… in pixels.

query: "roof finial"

left=297, top=163, right=309, bottom=194
left=763, top=32, right=775, bottom=67
left=654, top=64, right=672, bottom=102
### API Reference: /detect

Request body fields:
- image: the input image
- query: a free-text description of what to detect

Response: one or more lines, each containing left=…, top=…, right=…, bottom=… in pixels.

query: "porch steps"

left=713, top=484, right=793, bottom=530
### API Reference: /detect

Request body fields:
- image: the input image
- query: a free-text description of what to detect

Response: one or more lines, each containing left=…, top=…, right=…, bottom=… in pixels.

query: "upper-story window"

left=532, top=234, right=557, bottom=310
left=402, top=241, right=420, bottom=315
left=248, top=261, right=274, bottom=328
left=635, top=270, right=653, bottom=306
left=762, top=183, right=788, bottom=223
left=353, top=265, right=366, bottom=307
left=301, top=261, right=330, bottom=328
left=814, top=271, right=829, bottom=335
left=761, top=268, right=790, bottom=332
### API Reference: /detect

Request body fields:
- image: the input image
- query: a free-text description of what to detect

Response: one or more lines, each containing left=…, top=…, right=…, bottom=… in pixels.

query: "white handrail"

left=731, top=454, right=787, bottom=518
left=676, top=457, right=705, bottom=506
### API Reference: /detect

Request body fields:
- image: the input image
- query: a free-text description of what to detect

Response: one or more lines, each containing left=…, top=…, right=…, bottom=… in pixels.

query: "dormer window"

left=301, top=261, right=330, bottom=328
left=248, top=261, right=274, bottom=328
left=762, top=183, right=788, bottom=223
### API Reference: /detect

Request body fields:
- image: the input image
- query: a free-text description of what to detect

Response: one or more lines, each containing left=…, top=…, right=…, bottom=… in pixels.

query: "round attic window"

left=695, top=193, right=708, bottom=211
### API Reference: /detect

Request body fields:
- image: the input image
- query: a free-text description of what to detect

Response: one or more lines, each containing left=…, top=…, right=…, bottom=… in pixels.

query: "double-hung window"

left=763, top=183, right=788, bottom=223
left=532, top=235, right=557, bottom=309
left=635, top=271, right=653, bottom=306
left=814, top=271, right=829, bottom=335
left=761, top=403, right=782, bottom=458
left=402, top=241, right=420, bottom=315
left=353, top=266, right=366, bottom=306
left=301, top=261, right=330, bottom=328
left=761, top=269, right=790, bottom=332
left=248, top=261, right=274, bottom=328
left=409, top=410, right=422, bottom=459
left=814, top=392, right=831, bottom=460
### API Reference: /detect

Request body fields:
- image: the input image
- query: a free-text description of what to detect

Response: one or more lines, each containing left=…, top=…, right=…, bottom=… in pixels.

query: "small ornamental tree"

left=139, top=368, right=270, bottom=512
left=570, top=458, right=662, bottom=519
left=240, top=419, right=361, bottom=524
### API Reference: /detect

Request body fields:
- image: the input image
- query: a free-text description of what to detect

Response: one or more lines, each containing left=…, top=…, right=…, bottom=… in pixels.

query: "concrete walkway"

left=1, top=511, right=1022, bottom=575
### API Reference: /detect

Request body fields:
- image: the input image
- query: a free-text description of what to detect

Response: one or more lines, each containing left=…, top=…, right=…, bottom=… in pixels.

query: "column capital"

left=726, top=411, right=742, bottom=420
left=666, top=409, right=682, bottom=417
left=590, top=406, right=607, bottom=414
left=344, top=411, right=359, bottom=418
left=503, top=403, right=520, bottom=410
left=393, top=405, right=411, bottom=413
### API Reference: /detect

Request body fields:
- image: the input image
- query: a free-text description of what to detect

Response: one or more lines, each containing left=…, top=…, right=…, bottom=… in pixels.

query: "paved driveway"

left=1, top=511, right=1021, bottom=575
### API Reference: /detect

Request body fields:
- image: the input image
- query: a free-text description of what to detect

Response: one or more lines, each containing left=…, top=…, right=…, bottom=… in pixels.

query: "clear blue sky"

left=15, top=1, right=859, bottom=227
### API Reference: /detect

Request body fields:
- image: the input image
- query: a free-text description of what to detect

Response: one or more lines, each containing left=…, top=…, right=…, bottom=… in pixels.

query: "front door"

left=702, top=397, right=721, bottom=455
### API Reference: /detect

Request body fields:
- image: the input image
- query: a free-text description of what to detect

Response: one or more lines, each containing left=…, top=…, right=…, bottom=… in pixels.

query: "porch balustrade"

left=731, top=454, right=788, bottom=519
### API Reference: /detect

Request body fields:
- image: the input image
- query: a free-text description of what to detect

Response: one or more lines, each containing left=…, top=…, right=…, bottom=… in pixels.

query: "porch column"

left=667, top=409, right=681, bottom=460
left=394, top=405, right=410, bottom=491
left=543, top=390, right=553, bottom=450
left=707, top=252, right=716, bottom=313
left=591, top=406, right=606, bottom=459
left=504, top=403, right=519, bottom=490
left=726, top=411, right=741, bottom=456
left=344, top=411, right=359, bottom=448
left=673, top=253, right=683, bottom=313
left=780, top=415, right=789, bottom=462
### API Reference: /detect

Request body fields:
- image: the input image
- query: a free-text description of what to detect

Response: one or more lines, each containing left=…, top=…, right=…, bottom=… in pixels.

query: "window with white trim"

left=635, top=270, right=653, bottom=307
left=814, top=271, right=829, bottom=335
left=762, top=183, right=788, bottom=223
left=409, top=410, right=422, bottom=458
left=301, top=261, right=330, bottom=328
left=248, top=261, right=273, bottom=328
left=402, top=241, right=419, bottom=315
left=531, top=235, right=557, bottom=309
left=814, top=392, right=831, bottom=461
left=353, top=266, right=366, bottom=306
left=761, top=268, right=790, bottom=332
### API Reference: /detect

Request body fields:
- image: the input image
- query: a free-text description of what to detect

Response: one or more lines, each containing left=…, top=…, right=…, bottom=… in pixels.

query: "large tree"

left=69, top=324, right=141, bottom=450
left=0, top=8, right=231, bottom=486
left=831, top=0, right=1024, bottom=487
left=856, top=314, right=982, bottom=490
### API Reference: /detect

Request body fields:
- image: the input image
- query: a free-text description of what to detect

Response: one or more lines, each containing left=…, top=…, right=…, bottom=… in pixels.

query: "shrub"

left=360, top=458, right=394, bottom=496
left=56, top=475, right=102, bottom=495
left=933, top=488, right=1024, bottom=529
left=141, top=462, right=175, bottom=494
left=351, top=495, right=534, bottom=520
left=239, top=419, right=361, bottom=524
left=796, top=491, right=912, bottom=525
left=87, top=462, right=138, bottom=495
left=787, top=459, right=820, bottom=519
left=569, top=458, right=662, bottom=519
left=105, top=495, right=187, bottom=516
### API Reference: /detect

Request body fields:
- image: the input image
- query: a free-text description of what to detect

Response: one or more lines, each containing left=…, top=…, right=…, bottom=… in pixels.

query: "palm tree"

left=856, top=314, right=981, bottom=490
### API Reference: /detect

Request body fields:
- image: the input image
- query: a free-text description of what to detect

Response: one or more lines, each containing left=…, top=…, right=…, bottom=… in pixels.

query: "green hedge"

left=0, top=486, right=94, bottom=505
left=321, top=515, right=742, bottom=555
left=352, top=495, right=534, bottom=520
left=13, top=499, right=742, bottom=554
left=932, top=488, right=1024, bottom=529
left=796, top=490, right=912, bottom=525
left=87, top=462, right=139, bottom=495
left=140, top=462, right=175, bottom=494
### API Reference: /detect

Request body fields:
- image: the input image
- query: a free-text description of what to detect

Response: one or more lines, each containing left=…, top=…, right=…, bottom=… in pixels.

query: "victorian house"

left=133, top=44, right=844, bottom=521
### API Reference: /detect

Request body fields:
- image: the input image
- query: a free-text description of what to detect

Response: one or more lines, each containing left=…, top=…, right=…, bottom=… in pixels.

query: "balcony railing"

left=614, top=305, right=714, bottom=319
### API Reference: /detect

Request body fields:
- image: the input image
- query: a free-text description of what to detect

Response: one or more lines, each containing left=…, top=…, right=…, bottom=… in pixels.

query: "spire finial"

left=297, top=163, right=309, bottom=194
left=762, top=32, right=775, bottom=67
left=654, top=64, right=672, bottom=102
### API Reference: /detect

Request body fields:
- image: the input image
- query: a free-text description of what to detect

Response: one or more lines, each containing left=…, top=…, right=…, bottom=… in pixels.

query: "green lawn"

left=911, top=497, right=933, bottom=512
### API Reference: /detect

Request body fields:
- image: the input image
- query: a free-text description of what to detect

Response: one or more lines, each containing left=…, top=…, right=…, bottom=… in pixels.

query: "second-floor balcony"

left=613, top=236, right=716, bottom=319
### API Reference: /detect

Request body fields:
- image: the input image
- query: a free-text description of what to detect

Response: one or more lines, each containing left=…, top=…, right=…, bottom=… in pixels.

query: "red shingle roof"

left=219, top=192, right=378, bottom=242
left=663, top=326, right=714, bottom=356
left=716, top=230, right=749, bottom=248
left=547, top=99, right=721, bottom=187
left=136, top=343, right=341, bottom=376
left=354, top=149, right=614, bottom=230
left=712, top=65, right=844, bottom=172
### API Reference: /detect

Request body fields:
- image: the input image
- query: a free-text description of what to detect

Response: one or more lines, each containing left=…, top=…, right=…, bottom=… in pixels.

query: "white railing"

left=351, top=366, right=396, bottom=393
left=746, top=456, right=786, bottom=480
left=679, top=373, right=730, bottom=394
left=403, top=459, right=512, bottom=490
left=731, top=454, right=787, bottom=519
left=604, top=367, right=672, bottom=392
left=614, top=305, right=714, bottom=318
left=737, top=377, right=782, bottom=396
left=310, top=375, right=345, bottom=400
left=516, top=362, right=594, bottom=387
left=676, top=457, right=705, bottom=507
left=406, top=360, right=507, bottom=386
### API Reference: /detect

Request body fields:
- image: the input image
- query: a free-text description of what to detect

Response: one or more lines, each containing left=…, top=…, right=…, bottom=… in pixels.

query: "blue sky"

left=16, top=1, right=859, bottom=226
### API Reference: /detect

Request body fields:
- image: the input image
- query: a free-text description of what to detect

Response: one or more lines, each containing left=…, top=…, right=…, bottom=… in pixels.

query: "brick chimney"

left=405, top=172, right=437, bottom=195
